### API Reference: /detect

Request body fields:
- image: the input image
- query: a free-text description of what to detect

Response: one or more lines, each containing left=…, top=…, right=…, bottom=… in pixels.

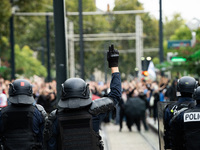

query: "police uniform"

left=169, top=86, right=200, bottom=150
left=163, top=76, right=197, bottom=149
left=0, top=79, right=47, bottom=150
left=44, top=44, right=121, bottom=150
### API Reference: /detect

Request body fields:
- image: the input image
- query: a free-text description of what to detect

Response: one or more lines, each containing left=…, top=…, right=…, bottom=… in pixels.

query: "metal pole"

left=69, top=22, right=75, bottom=77
left=65, top=16, right=69, bottom=79
left=79, top=0, right=84, bottom=79
left=159, top=0, right=164, bottom=75
left=53, top=0, right=67, bottom=102
left=41, top=38, right=45, bottom=66
left=10, top=0, right=15, bottom=80
left=136, top=15, right=142, bottom=79
left=104, top=43, right=108, bottom=83
left=46, top=15, right=51, bottom=82
left=14, top=10, right=147, bottom=16
left=140, top=18, right=143, bottom=60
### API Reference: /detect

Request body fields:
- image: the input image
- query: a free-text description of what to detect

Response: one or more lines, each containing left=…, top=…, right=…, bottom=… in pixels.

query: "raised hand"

left=107, top=44, right=119, bottom=68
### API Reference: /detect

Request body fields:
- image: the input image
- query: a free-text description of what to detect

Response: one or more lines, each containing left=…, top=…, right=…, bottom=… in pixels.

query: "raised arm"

left=107, top=44, right=121, bottom=105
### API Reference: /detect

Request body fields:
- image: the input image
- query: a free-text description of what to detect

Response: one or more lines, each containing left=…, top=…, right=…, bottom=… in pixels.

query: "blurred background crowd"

left=0, top=74, right=181, bottom=132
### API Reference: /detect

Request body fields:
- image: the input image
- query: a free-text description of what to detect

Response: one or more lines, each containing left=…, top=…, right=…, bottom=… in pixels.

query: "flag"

left=147, top=61, right=156, bottom=80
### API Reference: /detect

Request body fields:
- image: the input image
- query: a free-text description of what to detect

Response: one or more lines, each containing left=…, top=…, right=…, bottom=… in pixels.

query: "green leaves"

left=15, top=45, right=47, bottom=78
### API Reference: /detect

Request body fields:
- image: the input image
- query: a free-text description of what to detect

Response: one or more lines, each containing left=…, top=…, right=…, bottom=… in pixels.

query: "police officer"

left=169, top=86, right=200, bottom=150
left=0, top=79, right=47, bottom=150
left=44, top=44, right=121, bottom=150
left=163, top=76, right=198, bottom=149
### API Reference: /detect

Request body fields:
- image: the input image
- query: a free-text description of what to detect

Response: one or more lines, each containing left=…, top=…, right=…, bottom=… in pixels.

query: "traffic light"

left=142, top=71, right=149, bottom=76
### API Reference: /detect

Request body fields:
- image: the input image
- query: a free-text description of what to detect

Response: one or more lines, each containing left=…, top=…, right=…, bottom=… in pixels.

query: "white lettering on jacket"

left=184, top=112, right=200, bottom=122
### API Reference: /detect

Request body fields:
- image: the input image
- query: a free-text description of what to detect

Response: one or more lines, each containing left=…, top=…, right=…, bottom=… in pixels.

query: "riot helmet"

left=58, top=78, right=92, bottom=109
left=193, top=86, right=200, bottom=100
left=9, top=79, right=35, bottom=104
left=177, top=76, right=198, bottom=94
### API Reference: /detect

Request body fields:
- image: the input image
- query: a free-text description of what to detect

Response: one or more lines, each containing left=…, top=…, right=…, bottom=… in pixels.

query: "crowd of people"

left=0, top=44, right=121, bottom=150
left=0, top=74, right=178, bottom=129
left=0, top=76, right=58, bottom=114
left=89, top=75, right=178, bottom=132
left=1, top=42, right=196, bottom=149
left=1, top=72, right=200, bottom=150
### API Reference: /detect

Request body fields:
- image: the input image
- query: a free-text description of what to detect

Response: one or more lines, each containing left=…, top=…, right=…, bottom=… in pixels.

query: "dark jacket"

left=45, top=72, right=121, bottom=150
left=0, top=104, right=46, bottom=150
left=164, top=97, right=195, bottom=149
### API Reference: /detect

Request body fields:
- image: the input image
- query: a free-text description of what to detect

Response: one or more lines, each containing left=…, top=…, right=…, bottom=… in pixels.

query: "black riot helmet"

left=193, top=86, right=200, bottom=100
left=177, top=76, right=198, bottom=94
left=9, top=79, right=35, bottom=104
left=58, top=78, right=92, bottom=109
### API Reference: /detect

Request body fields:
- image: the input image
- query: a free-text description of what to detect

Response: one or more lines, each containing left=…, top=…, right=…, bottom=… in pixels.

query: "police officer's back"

left=0, top=79, right=47, bottom=150
left=44, top=44, right=121, bottom=150
left=170, top=86, right=200, bottom=150
left=163, top=76, right=197, bottom=149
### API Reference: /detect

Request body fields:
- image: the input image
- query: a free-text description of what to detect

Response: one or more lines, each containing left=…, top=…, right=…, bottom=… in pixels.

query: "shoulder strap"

left=171, top=101, right=194, bottom=116
left=170, top=107, right=188, bottom=123
left=89, top=97, right=114, bottom=116
left=170, top=101, right=195, bottom=123
left=35, top=104, right=47, bottom=119
left=43, top=109, right=57, bottom=142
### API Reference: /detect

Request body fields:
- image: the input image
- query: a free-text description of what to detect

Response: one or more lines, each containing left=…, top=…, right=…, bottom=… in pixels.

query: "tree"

left=170, top=26, right=191, bottom=40
left=0, top=0, right=52, bottom=79
left=66, top=0, right=112, bottom=78
left=110, top=0, right=159, bottom=77
left=164, top=13, right=185, bottom=41
left=161, top=20, right=200, bottom=78
left=15, top=45, right=47, bottom=78
left=0, top=1, right=11, bottom=36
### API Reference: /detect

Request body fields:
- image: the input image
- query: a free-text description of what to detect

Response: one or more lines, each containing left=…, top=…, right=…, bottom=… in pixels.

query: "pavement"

left=100, top=117, right=159, bottom=150
left=147, top=117, right=159, bottom=132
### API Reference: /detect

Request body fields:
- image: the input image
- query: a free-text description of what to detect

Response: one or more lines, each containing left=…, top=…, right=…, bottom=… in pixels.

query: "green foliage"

left=0, top=36, right=10, bottom=61
left=0, top=0, right=11, bottom=36
left=110, top=0, right=158, bottom=77
left=155, top=61, right=172, bottom=71
left=152, top=57, right=160, bottom=65
left=2, top=0, right=190, bottom=79
left=170, top=26, right=191, bottom=40
left=195, top=28, right=200, bottom=41
left=66, top=0, right=113, bottom=78
left=13, top=0, right=51, bottom=12
left=15, top=45, right=47, bottom=78
left=164, top=13, right=185, bottom=41
left=14, top=0, right=53, bottom=49
left=0, top=0, right=52, bottom=79
left=163, top=14, right=186, bottom=62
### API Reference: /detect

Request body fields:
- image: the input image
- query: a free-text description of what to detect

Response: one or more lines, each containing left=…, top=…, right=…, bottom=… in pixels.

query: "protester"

left=124, top=89, right=146, bottom=132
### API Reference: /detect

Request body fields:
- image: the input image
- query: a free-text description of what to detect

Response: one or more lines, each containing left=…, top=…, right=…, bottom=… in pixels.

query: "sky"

left=96, top=0, right=200, bottom=23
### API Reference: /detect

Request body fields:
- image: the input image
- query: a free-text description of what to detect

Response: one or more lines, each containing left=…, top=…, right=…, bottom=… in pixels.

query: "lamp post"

left=79, top=0, right=84, bottom=80
left=53, top=0, right=67, bottom=102
left=10, top=0, right=15, bottom=80
left=186, top=18, right=200, bottom=46
left=159, top=0, right=164, bottom=76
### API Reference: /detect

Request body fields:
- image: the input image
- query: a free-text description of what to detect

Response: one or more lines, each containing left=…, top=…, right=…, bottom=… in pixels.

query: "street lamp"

left=186, top=18, right=200, bottom=46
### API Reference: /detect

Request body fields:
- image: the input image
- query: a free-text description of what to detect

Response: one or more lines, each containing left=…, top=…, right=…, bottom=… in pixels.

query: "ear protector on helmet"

left=9, top=83, right=17, bottom=95
left=193, top=88, right=197, bottom=99
left=193, top=86, right=200, bottom=100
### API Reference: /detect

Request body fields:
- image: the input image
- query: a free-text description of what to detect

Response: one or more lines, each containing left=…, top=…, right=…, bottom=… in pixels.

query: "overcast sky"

left=96, top=0, right=200, bottom=23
